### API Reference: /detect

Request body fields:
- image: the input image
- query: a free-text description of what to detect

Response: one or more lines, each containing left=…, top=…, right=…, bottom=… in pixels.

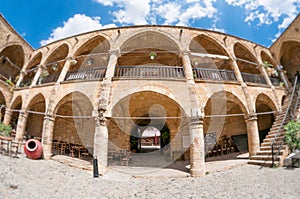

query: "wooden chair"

left=120, top=150, right=131, bottom=166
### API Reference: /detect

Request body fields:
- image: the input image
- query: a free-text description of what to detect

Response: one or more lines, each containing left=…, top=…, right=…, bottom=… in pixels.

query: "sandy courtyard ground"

left=0, top=154, right=299, bottom=199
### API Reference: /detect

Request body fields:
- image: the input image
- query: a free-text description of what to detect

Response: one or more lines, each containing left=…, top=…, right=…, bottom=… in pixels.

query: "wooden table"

left=291, top=152, right=300, bottom=167
left=0, top=135, right=13, bottom=155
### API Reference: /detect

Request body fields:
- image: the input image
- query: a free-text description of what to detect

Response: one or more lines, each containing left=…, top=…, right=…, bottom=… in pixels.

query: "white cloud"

left=40, top=14, right=116, bottom=46
left=95, top=0, right=150, bottom=25
left=95, top=0, right=219, bottom=28
left=225, top=0, right=300, bottom=30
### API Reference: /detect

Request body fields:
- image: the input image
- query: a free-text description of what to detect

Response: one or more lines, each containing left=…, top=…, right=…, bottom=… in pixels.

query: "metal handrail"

left=271, top=75, right=299, bottom=166
left=241, top=72, right=267, bottom=85
left=193, top=68, right=237, bottom=82
left=115, top=66, right=185, bottom=79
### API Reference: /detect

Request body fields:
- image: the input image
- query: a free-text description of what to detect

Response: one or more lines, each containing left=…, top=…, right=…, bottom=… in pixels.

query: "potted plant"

left=264, top=61, right=278, bottom=78
left=149, top=52, right=157, bottom=60
left=0, top=122, right=12, bottom=137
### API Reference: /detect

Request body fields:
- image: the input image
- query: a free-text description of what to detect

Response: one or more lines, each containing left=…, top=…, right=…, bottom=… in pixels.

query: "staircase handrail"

left=271, top=75, right=299, bottom=167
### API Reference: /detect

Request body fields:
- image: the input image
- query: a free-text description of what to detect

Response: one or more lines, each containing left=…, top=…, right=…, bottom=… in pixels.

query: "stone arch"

left=189, top=34, right=231, bottom=70
left=234, top=42, right=259, bottom=74
left=118, top=30, right=181, bottom=66
left=25, top=93, right=46, bottom=139
left=20, top=52, right=43, bottom=87
left=204, top=91, right=249, bottom=153
left=40, top=43, right=69, bottom=84
left=110, top=83, right=188, bottom=115
left=9, top=96, right=22, bottom=129
left=109, top=90, right=189, bottom=167
left=0, top=44, right=24, bottom=82
left=261, top=50, right=277, bottom=66
left=71, top=35, right=111, bottom=70
left=255, top=93, right=277, bottom=143
left=0, top=91, right=6, bottom=121
left=52, top=91, right=94, bottom=151
left=279, top=40, right=300, bottom=81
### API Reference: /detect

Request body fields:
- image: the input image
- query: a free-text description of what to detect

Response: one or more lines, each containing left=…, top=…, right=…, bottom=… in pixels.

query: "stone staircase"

left=248, top=92, right=299, bottom=167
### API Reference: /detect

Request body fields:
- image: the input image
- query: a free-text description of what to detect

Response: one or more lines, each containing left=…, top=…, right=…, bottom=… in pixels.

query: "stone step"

left=256, top=150, right=284, bottom=156
left=263, top=136, right=284, bottom=143
left=265, top=133, right=285, bottom=138
left=248, top=160, right=279, bottom=167
left=250, top=155, right=280, bottom=161
left=259, top=145, right=287, bottom=151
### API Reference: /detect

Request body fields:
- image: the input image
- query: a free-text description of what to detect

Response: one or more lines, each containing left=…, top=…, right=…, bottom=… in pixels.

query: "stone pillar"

left=180, top=50, right=194, bottom=80
left=16, top=70, right=26, bottom=87
left=229, top=58, right=244, bottom=83
left=93, top=117, right=108, bottom=174
left=277, top=66, right=290, bottom=90
left=258, top=63, right=273, bottom=86
left=245, top=114, right=260, bottom=157
left=180, top=49, right=205, bottom=177
left=3, top=109, right=12, bottom=125
left=57, top=58, right=76, bottom=83
left=189, top=116, right=205, bottom=177
left=105, top=49, right=121, bottom=79
left=15, top=111, right=28, bottom=142
left=42, top=115, right=55, bottom=160
left=31, top=64, right=45, bottom=87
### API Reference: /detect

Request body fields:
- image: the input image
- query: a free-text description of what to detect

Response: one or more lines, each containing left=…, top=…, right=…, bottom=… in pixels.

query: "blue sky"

left=0, top=0, right=299, bottom=49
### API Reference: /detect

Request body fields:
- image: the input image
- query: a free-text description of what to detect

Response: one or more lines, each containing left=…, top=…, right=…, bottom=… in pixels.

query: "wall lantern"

left=149, top=52, right=157, bottom=60
left=51, top=64, right=58, bottom=71
left=87, top=58, right=94, bottom=66
left=69, top=59, right=78, bottom=66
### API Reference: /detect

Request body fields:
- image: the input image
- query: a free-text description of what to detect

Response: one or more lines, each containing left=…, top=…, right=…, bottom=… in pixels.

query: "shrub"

left=284, top=120, right=300, bottom=152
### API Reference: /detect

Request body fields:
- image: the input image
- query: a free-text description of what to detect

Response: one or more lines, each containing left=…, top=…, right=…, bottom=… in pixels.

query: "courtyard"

left=0, top=153, right=299, bottom=198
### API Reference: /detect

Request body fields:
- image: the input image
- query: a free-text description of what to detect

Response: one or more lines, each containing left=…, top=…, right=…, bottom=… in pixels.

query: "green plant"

left=264, top=61, right=278, bottom=78
left=161, top=131, right=170, bottom=145
left=284, top=119, right=300, bottom=152
left=0, top=122, right=12, bottom=137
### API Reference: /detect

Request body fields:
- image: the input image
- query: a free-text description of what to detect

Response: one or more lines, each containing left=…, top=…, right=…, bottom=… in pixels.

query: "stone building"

left=1, top=13, right=299, bottom=177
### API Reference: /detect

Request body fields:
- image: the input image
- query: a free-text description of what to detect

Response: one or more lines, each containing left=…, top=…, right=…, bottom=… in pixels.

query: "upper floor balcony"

left=14, top=65, right=282, bottom=88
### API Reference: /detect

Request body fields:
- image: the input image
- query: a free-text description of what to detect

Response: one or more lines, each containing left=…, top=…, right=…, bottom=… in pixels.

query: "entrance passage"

left=130, top=118, right=170, bottom=153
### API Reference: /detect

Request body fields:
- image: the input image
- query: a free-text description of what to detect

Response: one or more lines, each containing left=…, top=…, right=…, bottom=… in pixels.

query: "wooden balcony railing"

left=19, top=79, right=32, bottom=87
left=193, top=68, right=237, bottom=82
left=38, top=73, right=60, bottom=84
left=241, top=73, right=267, bottom=85
left=270, top=77, right=280, bottom=86
left=64, top=67, right=106, bottom=82
left=115, top=66, right=185, bottom=79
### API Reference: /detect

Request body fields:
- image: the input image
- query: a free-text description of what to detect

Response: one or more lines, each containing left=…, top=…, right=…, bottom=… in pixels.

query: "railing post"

left=271, top=143, right=274, bottom=167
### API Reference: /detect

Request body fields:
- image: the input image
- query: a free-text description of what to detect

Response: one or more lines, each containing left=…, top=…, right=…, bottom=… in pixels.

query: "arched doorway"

left=130, top=116, right=170, bottom=153
left=204, top=91, right=248, bottom=158
left=109, top=90, right=188, bottom=169
left=255, top=94, right=277, bottom=143
left=0, top=91, right=6, bottom=122
left=52, top=92, right=95, bottom=159
left=25, top=94, right=46, bottom=139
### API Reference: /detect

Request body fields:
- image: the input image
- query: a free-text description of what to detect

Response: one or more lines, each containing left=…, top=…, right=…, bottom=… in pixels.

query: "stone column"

left=277, top=66, right=290, bottom=90
left=93, top=116, right=108, bottom=174
left=258, top=63, right=273, bottom=86
left=30, top=64, right=45, bottom=87
left=189, top=115, right=205, bottom=177
left=16, top=70, right=26, bottom=87
left=245, top=114, right=260, bottom=157
left=180, top=50, right=194, bottom=80
left=180, top=50, right=205, bottom=177
left=57, top=58, right=76, bottom=83
left=42, top=115, right=55, bottom=160
left=3, top=109, right=12, bottom=125
left=104, top=49, right=120, bottom=79
left=229, top=58, right=244, bottom=83
left=15, top=111, right=28, bottom=142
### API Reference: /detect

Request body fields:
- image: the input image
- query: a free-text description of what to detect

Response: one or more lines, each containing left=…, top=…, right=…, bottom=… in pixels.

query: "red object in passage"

left=24, top=139, right=43, bottom=159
